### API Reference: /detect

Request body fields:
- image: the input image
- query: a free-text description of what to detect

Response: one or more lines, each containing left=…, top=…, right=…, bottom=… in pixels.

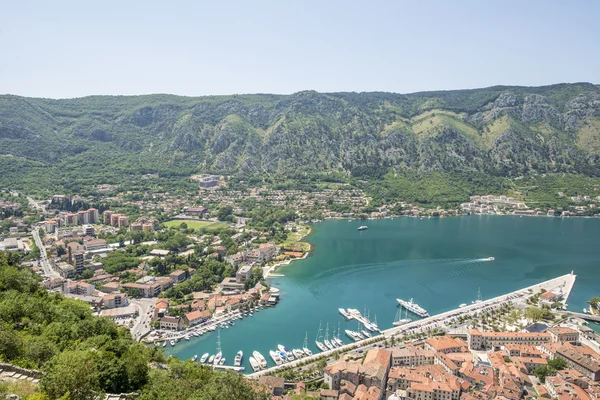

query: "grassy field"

left=281, top=224, right=312, bottom=252
left=163, top=219, right=229, bottom=231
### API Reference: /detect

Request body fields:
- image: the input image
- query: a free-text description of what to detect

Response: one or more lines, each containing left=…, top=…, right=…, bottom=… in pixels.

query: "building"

left=184, top=310, right=209, bottom=327
left=257, top=376, right=285, bottom=397
left=219, top=277, right=245, bottom=292
left=104, top=210, right=113, bottom=225
left=73, top=252, right=85, bottom=274
left=467, top=329, right=552, bottom=350
left=65, top=281, right=95, bottom=296
left=391, top=345, right=436, bottom=367
left=88, top=208, right=99, bottom=224
left=118, top=215, right=129, bottom=228
left=236, top=265, right=253, bottom=283
left=77, top=210, right=89, bottom=225
left=199, top=175, right=219, bottom=189
left=149, top=249, right=170, bottom=257
left=556, top=346, right=600, bottom=381
left=424, top=335, right=466, bottom=354
left=84, top=239, right=107, bottom=251
left=169, top=269, right=188, bottom=284
left=548, top=327, right=579, bottom=343
left=56, top=262, right=75, bottom=278
left=83, top=225, right=95, bottom=237
left=184, top=207, right=208, bottom=217
left=160, top=316, right=184, bottom=331
left=111, top=213, right=120, bottom=227
left=122, top=276, right=173, bottom=298
left=103, top=293, right=129, bottom=309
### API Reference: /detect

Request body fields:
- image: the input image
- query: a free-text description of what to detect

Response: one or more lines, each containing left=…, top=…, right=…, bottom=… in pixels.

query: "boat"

left=200, top=353, right=209, bottom=363
left=293, top=349, right=305, bottom=359
left=345, top=329, right=360, bottom=341
left=249, top=356, right=260, bottom=372
left=361, top=330, right=372, bottom=338
left=584, top=307, right=589, bottom=314
left=357, top=226, right=368, bottom=231
left=278, top=344, right=294, bottom=361
left=234, top=351, right=243, bottom=367
left=184, top=336, right=190, bottom=341
left=324, top=324, right=334, bottom=349
left=303, top=332, right=313, bottom=356
left=162, top=341, right=167, bottom=348
left=191, top=354, right=198, bottom=362
left=213, top=330, right=222, bottom=365
left=219, top=357, right=226, bottom=365
left=483, top=257, right=494, bottom=261
left=208, top=354, right=215, bottom=364
left=315, top=322, right=328, bottom=352
left=338, top=308, right=351, bottom=319
left=396, top=298, right=429, bottom=318
left=393, top=307, right=412, bottom=326
left=472, top=287, right=483, bottom=304
left=170, top=339, right=175, bottom=346
left=253, top=351, right=268, bottom=369
left=459, top=303, right=467, bottom=308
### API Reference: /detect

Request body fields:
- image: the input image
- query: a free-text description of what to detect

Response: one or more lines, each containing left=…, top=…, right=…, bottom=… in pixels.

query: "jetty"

left=213, top=365, right=245, bottom=372
left=247, top=272, right=577, bottom=378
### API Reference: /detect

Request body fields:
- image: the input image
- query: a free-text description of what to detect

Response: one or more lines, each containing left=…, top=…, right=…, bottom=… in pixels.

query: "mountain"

left=1, top=83, right=600, bottom=193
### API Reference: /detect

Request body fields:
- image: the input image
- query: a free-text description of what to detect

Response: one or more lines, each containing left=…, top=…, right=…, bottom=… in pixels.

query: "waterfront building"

left=467, top=329, right=552, bottom=350
left=236, top=264, right=253, bottom=283
left=160, top=316, right=184, bottom=331
left=548, top=326, right=579, bottom=343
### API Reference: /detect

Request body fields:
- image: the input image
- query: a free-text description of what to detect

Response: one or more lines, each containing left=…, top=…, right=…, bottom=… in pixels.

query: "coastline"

left=263, top=226, right=313, bottom=279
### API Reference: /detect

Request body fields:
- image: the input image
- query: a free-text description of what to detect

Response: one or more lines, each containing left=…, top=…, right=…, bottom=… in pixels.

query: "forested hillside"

left=0, top=251, right=267, bottom=400
left=1, top=83, right=599, bottom=195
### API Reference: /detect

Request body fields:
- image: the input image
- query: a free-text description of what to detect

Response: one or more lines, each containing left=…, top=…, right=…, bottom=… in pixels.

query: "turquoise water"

left=165, top=216, right=600, bottom=371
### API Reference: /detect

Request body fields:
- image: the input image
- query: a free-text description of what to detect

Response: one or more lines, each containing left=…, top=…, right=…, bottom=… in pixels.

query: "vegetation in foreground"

left=0, top=251, right=268, bottom=400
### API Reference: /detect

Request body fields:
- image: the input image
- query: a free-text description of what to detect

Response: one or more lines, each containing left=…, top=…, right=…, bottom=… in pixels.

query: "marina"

left=164, top=217, right=600, bottom=373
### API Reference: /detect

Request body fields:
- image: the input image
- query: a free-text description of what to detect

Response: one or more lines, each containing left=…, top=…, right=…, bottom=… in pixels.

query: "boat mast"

left=217, top=329, right=221, bottom=354
left=337, top=321, right=341, bottom=339
left=316, top=321, right=322, bottom=341
left=304, top=331, right=308, bottom=348
left=477, top=287, right=482, bottom=302
left=325, top=323, right=329, bottom=341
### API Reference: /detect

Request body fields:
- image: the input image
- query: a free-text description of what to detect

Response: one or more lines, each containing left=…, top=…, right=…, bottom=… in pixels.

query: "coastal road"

left=130, top=298, right=155, bottom=341
left=33, top=228, right=60, bottom=280
left=247, top=272, right=577, bottom=378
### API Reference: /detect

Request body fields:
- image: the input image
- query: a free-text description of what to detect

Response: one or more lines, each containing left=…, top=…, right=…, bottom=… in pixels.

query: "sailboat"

left=472, top=287, right=483, bottom=304
left=213, top=330, right=222, bottom=365
left=315, top=322, right=328, bottom=352
left=303, top=331, right=313, bottom=356
left=324, top=323, right=334, bottom=349
left=393, top=307, right=412, bottom=326
left=333, top=321, right=344, bottom=346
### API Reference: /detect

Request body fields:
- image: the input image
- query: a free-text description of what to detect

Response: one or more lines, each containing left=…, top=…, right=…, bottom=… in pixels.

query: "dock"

left=247, top=272, right=577, bottom=378
left=213, top=365, right=245, bottom=372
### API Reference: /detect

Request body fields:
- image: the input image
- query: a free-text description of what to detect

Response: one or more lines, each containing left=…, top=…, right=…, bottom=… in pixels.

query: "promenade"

left=247, top=272, right=577, bottom=378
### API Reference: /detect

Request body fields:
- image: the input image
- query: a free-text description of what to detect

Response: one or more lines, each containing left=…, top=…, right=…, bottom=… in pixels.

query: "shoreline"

left=263, top=226, right=313, bottom=279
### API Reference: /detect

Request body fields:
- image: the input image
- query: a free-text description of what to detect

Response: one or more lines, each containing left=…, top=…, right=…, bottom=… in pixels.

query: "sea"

left=165, top=215, right=600, bottom=371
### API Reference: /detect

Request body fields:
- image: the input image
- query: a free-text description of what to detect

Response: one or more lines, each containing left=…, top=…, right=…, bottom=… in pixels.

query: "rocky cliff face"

left=1, top=83, right=599, bottom=178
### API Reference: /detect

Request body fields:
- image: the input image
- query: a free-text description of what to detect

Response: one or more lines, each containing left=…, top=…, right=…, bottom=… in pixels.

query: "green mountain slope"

left=1, top=83, right=599, bottom=193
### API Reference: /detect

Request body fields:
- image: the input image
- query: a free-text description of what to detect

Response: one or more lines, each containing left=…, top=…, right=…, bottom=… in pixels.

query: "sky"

left=1, top=0, right=599, bottom=98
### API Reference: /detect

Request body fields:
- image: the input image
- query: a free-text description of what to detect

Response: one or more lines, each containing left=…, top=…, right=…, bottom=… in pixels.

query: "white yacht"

left=303, top=332, right=313, bottom=356
left=200, top=353, right=209, bottom=363
left=213, top=351, right=222, bottom=365
left=357, top=226, right=368, bottom=231
left=249, top=356, right=260, bottom=372
left=277, top=345, right=294, bottom=360
left=234, top=351, right=243, bottom=367
left=338, top=308, right=351, bottom=319
left=191, top=354, right=198, bottom=362
left=292, top=349, right=305, bottom=359
left=208, top=354, right=215, bottom=364
left=253, top=351, right=268, bottom=369
left=270, top=350, right=282, bottom=366
left=393, top=307, right=411, bottom=326
left=361, top=330, right=372, bottom=338
left=219, top=357, right=226, bottom=365
left=396, top=298, right=429, bottom=318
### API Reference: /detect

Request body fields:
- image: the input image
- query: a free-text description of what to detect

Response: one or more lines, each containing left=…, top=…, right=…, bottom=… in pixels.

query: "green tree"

left=525, top=306, right=543, bottom=322
left=42, top=350, right=101, bottom=400
left=548, top=357, right=567, bottom=371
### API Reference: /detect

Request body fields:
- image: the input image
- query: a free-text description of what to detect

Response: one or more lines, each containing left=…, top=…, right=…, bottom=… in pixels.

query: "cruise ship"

left=396, top=298, right=429, bottom=318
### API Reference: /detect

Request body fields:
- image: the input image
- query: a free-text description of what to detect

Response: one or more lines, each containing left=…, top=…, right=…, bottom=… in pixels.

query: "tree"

left=525, top=307, right=543, bottom=322
left=532, top=365, right=553, bottom=383
left=548, top=357, right=567, bottom=371
left=217, top=206, right=233, bottom=221
left=41, top=350, right=101, bottom=400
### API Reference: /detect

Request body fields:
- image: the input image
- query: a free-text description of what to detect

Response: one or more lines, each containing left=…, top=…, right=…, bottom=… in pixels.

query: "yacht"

left=324, top=324, right=334, bottom=350
left=338, top=308, right=351, bottom=319
left=249, top=356, right=260, bottom=372
left=459, top=303, right=467, bottom=308
left=219, top=357, right=226, bottom=365
left=303, top=332, right=313, bottom=356
left=357, top=226, right=368, bottom=231
left=396, top=298, right=429, bottom=318
left=169, top=339, right=176, bottom=346
left=234, top=351, right=243, bottom=367
left=200, top=353, right=209, bottom=363
left=191, top=354, right=198, bottom=362
left=279, top=351, right=288, bottom=362
left=278, top=345, right=294, bottom=360
left=361, top=330, right=372, bottom=338
left=472, top=287, right=483, bottom=304
left=253, top=351, right=268, bottom=369
left=393, top=307, right=412, bottom=326
left=213, top=351, right=222, bottom=365
left=483, top=257, right=494, bottom=261
left=315, top=322, right=328, bottom=352
left=208, top=354, right=215, bottom=364
left=184, top=336, right=190, bottom=341
left=293, top=349, right=305, bottom=359
left=162, top=341, right=167, bottom=348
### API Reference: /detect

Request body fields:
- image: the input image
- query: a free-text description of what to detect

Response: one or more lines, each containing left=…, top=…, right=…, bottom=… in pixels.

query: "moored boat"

left=191, top=354, right=198, bottom=362
left=200, top=353, right=209, bottom=363
left=234, top=351, right=243, bottom=367
left=249, top=356, right=260, bottom=372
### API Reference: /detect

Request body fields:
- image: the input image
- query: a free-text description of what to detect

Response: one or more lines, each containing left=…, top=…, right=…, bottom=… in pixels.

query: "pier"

left=213, top=365, right=245, bottom=372
left=247, top=272, right=577, bottom=378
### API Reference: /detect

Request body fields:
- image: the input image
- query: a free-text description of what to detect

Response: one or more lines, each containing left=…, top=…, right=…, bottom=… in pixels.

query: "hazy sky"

left=1, top=0, right=599, bottom=98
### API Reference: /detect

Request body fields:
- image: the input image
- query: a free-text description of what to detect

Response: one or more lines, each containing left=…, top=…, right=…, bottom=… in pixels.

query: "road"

left=32, top=228, right=60, bottom=280
left=130, top=298, right=155, bottom=341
